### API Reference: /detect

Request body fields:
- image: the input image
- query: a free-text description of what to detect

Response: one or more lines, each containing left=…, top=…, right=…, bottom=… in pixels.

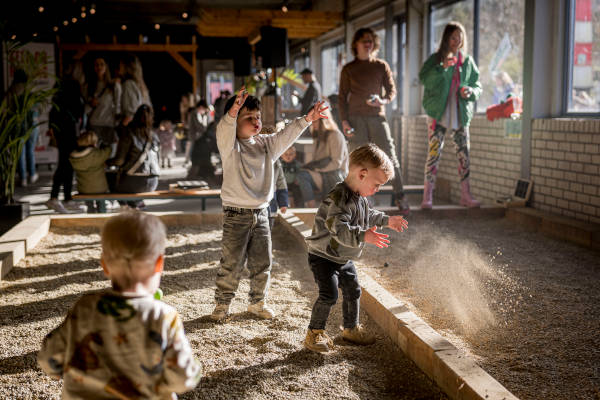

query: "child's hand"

left=305, top=101, right=329, bottom=123
left=228, top=86, right=249, bottom=118
left=388, top=216, right=408, bottom=232
left=364, top=226, right=390, bottom=248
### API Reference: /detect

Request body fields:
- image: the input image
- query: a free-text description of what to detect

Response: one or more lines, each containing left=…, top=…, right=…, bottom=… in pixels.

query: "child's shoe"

left=247, top=300, right=274, bottom=319
left=341, top=324, right=376, bottom=345
left=45, top=198, right=69, bottom=214
left=210, top=303, right=230, bottom=321
left=304, top=329, right=333, bottom=353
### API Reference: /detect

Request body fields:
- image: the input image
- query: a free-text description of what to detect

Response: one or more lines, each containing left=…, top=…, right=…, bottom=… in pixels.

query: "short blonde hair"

left=77, top=131, right=98, bottom=148
left=349, top=143, right=394, bottom=179
left=101, top=211, right=167, bottom=291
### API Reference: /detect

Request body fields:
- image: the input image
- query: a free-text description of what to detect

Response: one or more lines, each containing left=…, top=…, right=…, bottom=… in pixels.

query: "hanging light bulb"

left=81, top=12, right=86, bottom=18
left=182, top=12, right=189, bottom=19
left=72, top=17, right=77, bottom=23
left=81, top=6, right=86, bottom=11
left=281, top=5, right=288, bottom=12
left=53, top=26, right=59, bottom=32
left=38, top=6, right=44, bottom=12
left=121, top=24, right=127, bottom=30
left=154, top=23, right=160, bottom=30
left=33, top=32, right=38, bottom=37
left=11, top=34, right=16, bottom=40
left=63, top=20, right=69, bottom=26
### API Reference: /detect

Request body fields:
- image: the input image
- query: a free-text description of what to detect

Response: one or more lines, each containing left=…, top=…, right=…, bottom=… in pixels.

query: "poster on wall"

left=3, top=42, right=58, bottom=165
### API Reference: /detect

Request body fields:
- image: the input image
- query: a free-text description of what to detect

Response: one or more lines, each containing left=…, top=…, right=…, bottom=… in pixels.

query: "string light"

left=121, top=24, right=127, bottom=30
left=63, top=20, right=69, bottom=26
left=38, top=6, right=44, bottom=12
left=81, top=12, right=86, bottom=18
left=53, top=26, right=59, bottom=32
left=11, top=34, right=16, bottom=40
left=182, top=12, right=188, bottom=19
left=33, top=32, right=38, bottom=37
left=281, top=5, right=288, bottom=12
left=154, top=23, right=160, bottom=30
left=81, top=6, right=86, bottom=11
left=72, top=17, right=78, bottom=23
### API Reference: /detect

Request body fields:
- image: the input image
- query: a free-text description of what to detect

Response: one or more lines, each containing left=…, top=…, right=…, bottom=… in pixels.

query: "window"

left=429, top=0, right=526, bottom=113
left=293, top=53, right=309, bottom=74
left=477, top=0, right=525, bottom=112
left=430, top=0, right=474, bottom=56
left=392, top=18, right=406, bottom=111
left=320, top=41, right=345, bottom=97
left=206, top=71, right=233, bottom=106
left=566, top=0, right=600, bottom=113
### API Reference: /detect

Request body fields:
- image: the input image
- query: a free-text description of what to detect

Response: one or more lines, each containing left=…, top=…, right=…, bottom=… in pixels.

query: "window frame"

left=319, top=39, right=345, bottom=97
left=562, top=0, right=600, bottom=116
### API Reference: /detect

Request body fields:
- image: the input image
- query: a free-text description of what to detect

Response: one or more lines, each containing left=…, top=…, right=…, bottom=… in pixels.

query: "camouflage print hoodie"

left=306, top=181, right=390, bottom=264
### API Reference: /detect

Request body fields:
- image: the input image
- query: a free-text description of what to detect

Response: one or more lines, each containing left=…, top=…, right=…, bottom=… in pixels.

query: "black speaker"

left=233, top=41, right=252, bottom=76
left=256, top=26, right=289, bottom=68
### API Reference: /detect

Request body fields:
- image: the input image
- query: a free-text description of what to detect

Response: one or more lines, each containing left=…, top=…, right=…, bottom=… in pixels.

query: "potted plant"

left=0, top=41, right=56, bottom=234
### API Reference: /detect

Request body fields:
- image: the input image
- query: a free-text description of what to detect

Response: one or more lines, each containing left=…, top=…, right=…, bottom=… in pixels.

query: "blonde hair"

left=77, top=131, right=98, bottom=148
left=101, top=211, right=167, bottom=291
left=349, top=143, right=394, bottom=179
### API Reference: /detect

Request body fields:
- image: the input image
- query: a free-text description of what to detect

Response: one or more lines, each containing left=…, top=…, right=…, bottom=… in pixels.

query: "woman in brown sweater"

left=338, top=27, right=408, bottom=214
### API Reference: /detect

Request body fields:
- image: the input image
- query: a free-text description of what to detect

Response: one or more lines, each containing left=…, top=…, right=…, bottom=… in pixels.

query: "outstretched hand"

left=305, top=101, right=329, bottom=123
left=388, top=216, right=408, bottom=232
left=228, top=86, right=249, bottom=118
left=364, top=226, right=390, bottom=248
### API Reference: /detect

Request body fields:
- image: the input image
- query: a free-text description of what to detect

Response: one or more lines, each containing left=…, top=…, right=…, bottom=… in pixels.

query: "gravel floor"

left=358, top=216, right=600, bottom=400
left=0, top=222, right=446, bottom=400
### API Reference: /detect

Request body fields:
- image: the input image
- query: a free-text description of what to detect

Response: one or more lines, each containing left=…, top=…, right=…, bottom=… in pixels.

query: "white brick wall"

left=399, top=116, right=600, bottom=224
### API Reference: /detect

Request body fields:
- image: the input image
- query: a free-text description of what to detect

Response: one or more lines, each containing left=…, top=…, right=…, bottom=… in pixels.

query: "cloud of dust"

left=396, top=224, right=508, bottom=336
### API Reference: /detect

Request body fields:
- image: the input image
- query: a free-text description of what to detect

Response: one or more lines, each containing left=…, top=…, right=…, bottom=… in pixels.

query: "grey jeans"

left=348, top=115, right=405, bottom=198
left=214, top=206, right=272, bottom=305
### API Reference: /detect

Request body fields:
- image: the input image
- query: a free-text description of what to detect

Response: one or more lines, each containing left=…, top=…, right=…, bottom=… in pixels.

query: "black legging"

left=50, top=144, right=75, bottom=201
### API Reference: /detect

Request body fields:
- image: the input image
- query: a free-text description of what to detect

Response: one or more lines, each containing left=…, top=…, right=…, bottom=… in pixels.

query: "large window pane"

left=568, top=0, right=600, bottom=112
left=321, top=42, right=345, bottom=97
left=430, top=0, right=474, bottom=56
left=477, top=0, right=525, bottom=112
left=206, top=71, right=233, bottom=105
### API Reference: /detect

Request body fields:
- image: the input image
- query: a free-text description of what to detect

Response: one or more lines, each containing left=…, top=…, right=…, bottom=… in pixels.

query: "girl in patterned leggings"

left=419, top=21, right=482, bottom=208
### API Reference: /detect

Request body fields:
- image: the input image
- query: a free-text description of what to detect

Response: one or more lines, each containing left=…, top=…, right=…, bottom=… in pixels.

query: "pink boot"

left=421, top=180, right=434, bottom=209
left=460, top=179, right=480, bottom=208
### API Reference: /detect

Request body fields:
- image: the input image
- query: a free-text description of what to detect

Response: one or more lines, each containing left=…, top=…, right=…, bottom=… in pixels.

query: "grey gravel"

left=0, top=222, right=447, bottom=400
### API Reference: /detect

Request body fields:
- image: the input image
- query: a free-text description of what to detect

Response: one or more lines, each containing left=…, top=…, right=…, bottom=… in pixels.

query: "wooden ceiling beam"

left=59, top=43, right=197, bottom=53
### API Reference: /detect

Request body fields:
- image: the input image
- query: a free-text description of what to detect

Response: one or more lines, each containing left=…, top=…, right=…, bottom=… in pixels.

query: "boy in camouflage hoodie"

left=304, top=144, right=408, bottom=353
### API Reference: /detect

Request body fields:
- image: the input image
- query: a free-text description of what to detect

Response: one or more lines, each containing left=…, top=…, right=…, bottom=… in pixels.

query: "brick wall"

left=399, top=115, right=600, bottom=224
left=530, top=119, right=600, bottom=224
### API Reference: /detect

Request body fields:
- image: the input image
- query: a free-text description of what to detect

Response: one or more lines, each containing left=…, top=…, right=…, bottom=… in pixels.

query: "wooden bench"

left=73, top=189, right=222, bottom=211
left=73, top=185, right=423, bottom=211
left=378, top=184, right=424, bottom=206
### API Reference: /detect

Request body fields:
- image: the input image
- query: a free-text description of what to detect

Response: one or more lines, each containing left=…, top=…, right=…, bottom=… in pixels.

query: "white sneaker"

left=45, top=198, right=69, bottom=214
left=247, top=301, right=275, bottom=319
left=63, top=200, right=85, bottom=212
left=210, top=303, right=231, bottom=321
left=29, top=173, right=39, bottom=184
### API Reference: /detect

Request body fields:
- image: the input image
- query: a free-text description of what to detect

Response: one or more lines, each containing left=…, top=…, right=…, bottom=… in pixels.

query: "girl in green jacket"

left=418, top=21, right=482, bottom=209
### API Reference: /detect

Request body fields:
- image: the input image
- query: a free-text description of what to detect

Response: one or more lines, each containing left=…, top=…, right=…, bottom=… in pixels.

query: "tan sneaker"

left=304, top=329, right=334, bottom=353
left=247, top=301, right=275, bottom=319
left=341, top=324, right=376, bottom=345
left=210, top=303, right=230, bottom=321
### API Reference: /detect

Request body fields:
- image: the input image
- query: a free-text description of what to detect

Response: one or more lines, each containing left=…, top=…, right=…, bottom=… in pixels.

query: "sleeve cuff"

left=222, top=113, right=236, bottom=125
left=381, top=215, right=390, bottom=227
left=298, top=116, right=312, bottom=129
left=358, top=229, right=366, bottom=244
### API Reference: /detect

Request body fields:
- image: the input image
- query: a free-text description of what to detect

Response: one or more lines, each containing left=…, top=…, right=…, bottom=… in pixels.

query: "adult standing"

left=119, top=54, right=151, bottom=129
left=86, top=57, right=121, bottom=156
left=46, top=61, right=86, bottom=214
left=293, top=68, right=322, bottom=116
left=338, top=27, right=409, bottom=213
left=419, top=21, right=482, bottom=209
left=295, top=108, right=348, bottom=207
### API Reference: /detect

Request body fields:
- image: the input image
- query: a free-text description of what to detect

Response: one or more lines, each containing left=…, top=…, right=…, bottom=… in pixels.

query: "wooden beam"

left=59, top=43, right=197, bottom=53
left=167, top=51, right=193, bottom=76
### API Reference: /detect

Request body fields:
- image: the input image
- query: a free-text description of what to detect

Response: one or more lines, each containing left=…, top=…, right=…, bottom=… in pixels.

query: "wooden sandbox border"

left=277, top=208, right=519, bottom=400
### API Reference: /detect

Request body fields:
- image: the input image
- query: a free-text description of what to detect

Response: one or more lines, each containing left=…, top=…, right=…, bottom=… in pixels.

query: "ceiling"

left=1, top=0, right=343, bottom=43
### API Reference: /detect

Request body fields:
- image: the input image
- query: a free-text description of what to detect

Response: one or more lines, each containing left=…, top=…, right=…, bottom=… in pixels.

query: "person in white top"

left=211, top=87, right=328, bottom=321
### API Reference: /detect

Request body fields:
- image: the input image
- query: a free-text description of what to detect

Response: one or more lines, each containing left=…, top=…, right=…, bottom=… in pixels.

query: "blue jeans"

left=308, top=253, right=361, bottom=330
left=296, top=170, right=319, bottom=204
left=18, top=127, right=39, bottom=179
left=215, top=207, right=272, bottom=305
